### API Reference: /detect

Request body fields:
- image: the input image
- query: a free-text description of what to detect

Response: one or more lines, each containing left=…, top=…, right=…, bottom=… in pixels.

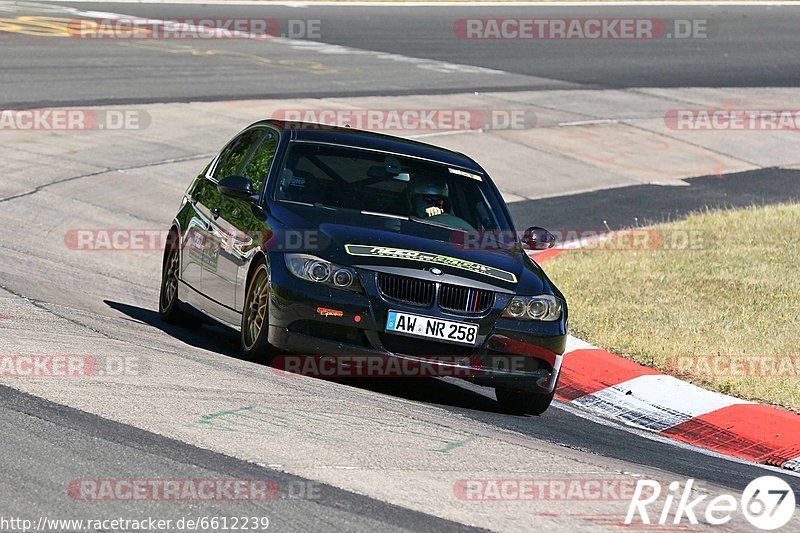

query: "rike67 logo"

left=626, top=476, right=796, bottom=530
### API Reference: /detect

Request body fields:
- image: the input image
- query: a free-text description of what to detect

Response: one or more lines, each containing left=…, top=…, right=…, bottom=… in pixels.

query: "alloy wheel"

left=243, top=265, right=269, bottom=350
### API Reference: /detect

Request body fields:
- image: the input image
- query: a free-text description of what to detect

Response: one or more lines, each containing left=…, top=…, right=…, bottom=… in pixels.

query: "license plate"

left=385, top=310, right=478, bottom=346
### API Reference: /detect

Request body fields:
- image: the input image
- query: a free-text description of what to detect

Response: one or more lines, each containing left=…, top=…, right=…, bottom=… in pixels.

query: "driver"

left=405, top=175, right=474, bottom=230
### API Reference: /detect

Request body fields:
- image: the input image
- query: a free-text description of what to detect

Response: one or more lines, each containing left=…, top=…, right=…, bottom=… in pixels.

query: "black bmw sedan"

left=160, top=120, right=567, bottom=414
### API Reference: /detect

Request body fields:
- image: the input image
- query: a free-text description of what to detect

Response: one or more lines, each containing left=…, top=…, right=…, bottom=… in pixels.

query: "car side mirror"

left=217, top=175, right=258, bottom=201
left=522, top=226, right=557, bottom=250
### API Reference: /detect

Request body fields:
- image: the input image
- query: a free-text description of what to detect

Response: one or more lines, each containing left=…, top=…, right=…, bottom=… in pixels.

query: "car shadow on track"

left=105, top=300, right=506, bottom=414
left=104, top=300, right=242, bottom=359
left=332, top=377, right=503, bottom=413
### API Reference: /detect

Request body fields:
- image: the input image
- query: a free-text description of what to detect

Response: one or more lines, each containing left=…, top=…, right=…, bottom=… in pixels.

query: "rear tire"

left=159, top=232, right=201, bottom=329
left=495, top=388, right=555, bottom=415
left=241, top=259, right=277, bottom=361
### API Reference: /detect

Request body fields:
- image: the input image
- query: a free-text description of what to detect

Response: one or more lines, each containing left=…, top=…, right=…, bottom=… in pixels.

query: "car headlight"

left=502, top=295, right=562, bottom=321
left=284, top=254, right=363, bottom=293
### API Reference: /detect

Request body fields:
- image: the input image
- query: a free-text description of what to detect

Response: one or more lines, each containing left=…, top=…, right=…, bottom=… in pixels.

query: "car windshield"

left=274, top=142, right=512, bottom=233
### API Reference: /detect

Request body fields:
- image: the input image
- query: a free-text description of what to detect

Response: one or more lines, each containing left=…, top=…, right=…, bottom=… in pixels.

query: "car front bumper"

left=267, top=257, right=567, bottom=394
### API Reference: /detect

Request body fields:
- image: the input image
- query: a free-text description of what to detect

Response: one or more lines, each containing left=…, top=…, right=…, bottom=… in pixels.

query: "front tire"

left=495, top=388, right=555, bottom=415
left=241, top=260, right=276, bottom=360
left=159, top=235, right=201, bottom=329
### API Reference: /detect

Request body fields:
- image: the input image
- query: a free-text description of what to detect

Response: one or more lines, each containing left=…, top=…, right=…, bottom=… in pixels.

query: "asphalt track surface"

left=0, top=384, right=480, bottom=532
left=509, top=167, right=800, bottom=231
left=1, top=1, right=800, bottom=531
left=1, top=2, right=800, bottom=107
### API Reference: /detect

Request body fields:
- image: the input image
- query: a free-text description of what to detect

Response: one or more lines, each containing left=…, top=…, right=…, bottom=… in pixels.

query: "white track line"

left=71, top=8, right=510, bottom=77
left=35, top=1, right=800, bottom=7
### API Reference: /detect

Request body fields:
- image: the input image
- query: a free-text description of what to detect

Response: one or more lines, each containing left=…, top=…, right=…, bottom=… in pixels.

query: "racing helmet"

left=406, top=175, right=450, bottom=217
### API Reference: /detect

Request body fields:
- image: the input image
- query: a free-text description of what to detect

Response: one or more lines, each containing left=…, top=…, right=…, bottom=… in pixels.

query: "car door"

left=179, top=168, right=213, bottom=293
left=200, top=127, right=279, bottom=316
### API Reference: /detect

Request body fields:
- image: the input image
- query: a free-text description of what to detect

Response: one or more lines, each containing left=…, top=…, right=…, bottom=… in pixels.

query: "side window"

left=241, top=131, right=278, bottom=193
left=211, top=128, right=265, bottom=181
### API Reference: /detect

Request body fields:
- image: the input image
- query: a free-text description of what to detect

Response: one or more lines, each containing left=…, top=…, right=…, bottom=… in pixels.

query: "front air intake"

left=439, top=284, right=494, bottom=314
left=377, top=272, right=435, bottom=307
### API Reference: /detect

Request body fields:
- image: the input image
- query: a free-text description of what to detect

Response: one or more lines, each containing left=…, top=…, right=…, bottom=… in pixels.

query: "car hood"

left=270, top=202, right=551, bottom=294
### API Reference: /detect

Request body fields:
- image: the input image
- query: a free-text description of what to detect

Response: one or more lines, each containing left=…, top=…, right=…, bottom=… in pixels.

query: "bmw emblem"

left=430, top=268, right=443, bottom=276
